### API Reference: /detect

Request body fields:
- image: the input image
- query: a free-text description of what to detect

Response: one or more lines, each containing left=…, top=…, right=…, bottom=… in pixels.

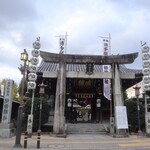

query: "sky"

left=0, top=0, right=150, bottom=85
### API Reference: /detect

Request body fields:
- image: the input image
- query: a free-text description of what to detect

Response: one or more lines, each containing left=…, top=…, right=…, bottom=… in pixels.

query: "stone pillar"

left=113, top=64, right=127, bottom=136
left=0, top=79, right=15, bottom=138
left=113, top=64, right=123, bottom=106
left=47, top=95, right=54, bottom=123
left=53, top=59, right=66, bottom=136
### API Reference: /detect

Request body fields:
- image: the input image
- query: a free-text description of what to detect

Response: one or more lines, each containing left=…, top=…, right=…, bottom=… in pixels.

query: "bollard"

left=24, top=131, right=28, bottom=149
left=37, top=130, right=41, bottom=149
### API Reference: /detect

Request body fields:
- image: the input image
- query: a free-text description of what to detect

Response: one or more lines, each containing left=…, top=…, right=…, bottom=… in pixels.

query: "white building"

left=126, top=81, right=143, bottom=99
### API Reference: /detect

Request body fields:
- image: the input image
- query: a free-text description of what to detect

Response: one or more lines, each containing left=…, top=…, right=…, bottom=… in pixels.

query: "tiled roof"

left=38, top=60, right=142, bottom=74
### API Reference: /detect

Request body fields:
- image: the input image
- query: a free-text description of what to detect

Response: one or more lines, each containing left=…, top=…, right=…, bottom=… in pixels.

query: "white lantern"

left=29, top=65, right=38, bottom=73
left=30, top=57, right=39, bottom=65
left=33, top=41, right=41, bottom=49
left=143, top=60, right=150, bottom=68
left=142, top=53, right=150, bottom=60
left=28, top=73, right=37, bottom=81
left=67, top=98, right=72, bottom=107
left=96, top=99, right=101, bottom=107
left=143, top=83, right=150, bottom=91
left=31, top=49, right=40, bottom=57
left=27, top=81, right=36, bottom=90
left=143, top=68, right=150, bottom=75
left=142, top=46, right=150, bottom=53
left=143, top=75, right=150, bottom=84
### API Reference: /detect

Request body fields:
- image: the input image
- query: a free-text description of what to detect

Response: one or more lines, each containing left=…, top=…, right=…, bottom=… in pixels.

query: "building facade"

left=37, top=51, right=142, bottom=135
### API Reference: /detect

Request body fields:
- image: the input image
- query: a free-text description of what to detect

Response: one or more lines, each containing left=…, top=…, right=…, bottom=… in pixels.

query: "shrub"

left=125, top=99, right=145, bottom=132
left=23, top=97, right=49, bottom=132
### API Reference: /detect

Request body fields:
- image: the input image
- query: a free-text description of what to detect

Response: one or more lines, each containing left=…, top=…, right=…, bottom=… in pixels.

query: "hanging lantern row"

left=142, top=43, right=150, bottom=91
left=27, top=37, right=41, bottom=90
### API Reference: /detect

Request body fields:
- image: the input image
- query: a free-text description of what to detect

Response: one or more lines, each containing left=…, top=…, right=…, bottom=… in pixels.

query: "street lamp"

left=14, top=49, right=29, bottom=148
left=38, top=82, right=46, bottom=132
left=133, top=84, right=142, bottom=135
left=20, top=49, right=29, bottom=102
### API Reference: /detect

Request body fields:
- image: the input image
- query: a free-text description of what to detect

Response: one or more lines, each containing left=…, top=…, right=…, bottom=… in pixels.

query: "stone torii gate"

left=40, top=51, right=138, bottom=136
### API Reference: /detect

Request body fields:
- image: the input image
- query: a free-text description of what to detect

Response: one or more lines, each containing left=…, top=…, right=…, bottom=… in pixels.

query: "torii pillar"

left=53, top=57, right=66, bottom=136
left=113, top=64, right=128, bottom=136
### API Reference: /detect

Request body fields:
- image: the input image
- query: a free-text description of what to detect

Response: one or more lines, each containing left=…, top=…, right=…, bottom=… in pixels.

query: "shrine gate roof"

left=38, top=60, right=142, bottom=75
left=38, top=51, right=142, bottom=75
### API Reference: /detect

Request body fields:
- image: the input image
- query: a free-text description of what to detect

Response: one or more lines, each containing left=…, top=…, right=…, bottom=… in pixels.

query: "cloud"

left=0, top=0, right=149, bottom=84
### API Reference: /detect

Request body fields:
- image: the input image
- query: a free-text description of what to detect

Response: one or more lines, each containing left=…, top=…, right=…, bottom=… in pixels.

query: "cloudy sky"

left=0, top=0, right=150, bottom=85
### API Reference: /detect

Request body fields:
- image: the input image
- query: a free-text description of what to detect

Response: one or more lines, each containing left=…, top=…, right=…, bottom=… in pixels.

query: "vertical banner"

left=103, top=39, right=111, bottom=100
left=58, top=32, right=68, bottom=54
left=1, top=79, right=14, bottom=123
left=59, top=38, right=65, bottom=54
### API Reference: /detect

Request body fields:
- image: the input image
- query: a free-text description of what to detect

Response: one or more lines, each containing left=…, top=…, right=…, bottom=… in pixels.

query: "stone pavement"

left=0, top=133, right=150, bottom=150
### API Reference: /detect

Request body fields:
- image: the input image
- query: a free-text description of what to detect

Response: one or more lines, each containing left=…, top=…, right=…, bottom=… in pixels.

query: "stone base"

left=50, top=132, right=67, bottom=138
left=0, top=123, right=15, bottom=138
left=113, top=133, right=129, bottom=138
left=112, top=129, right=129, bottom=138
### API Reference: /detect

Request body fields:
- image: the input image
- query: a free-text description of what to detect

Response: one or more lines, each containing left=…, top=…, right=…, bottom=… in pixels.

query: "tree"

left=125, top=99, right=145, bottom=132
left=123, top=90, right=128, bottom=100
left=18, top=78, right=28, bottom=99
left=23, top=97, right=49, bottom=131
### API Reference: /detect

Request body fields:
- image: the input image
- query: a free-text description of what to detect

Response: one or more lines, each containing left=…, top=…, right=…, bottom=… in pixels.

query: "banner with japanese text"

left=1, top=79, right=14, bottom=123
left=103, top=39, right=111, bottom=100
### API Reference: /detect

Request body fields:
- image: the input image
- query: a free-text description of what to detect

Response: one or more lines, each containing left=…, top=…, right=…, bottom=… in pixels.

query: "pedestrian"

left=72, top=108, right=77, bottom=123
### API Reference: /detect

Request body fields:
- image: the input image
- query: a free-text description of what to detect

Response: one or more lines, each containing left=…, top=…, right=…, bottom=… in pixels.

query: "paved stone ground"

left=0, top=133, right=150, bottom=150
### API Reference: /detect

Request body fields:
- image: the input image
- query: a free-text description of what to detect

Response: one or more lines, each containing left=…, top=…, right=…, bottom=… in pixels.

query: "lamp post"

left=133, top=84, right=142, bottom=135
left=14, top=49, right=29, bottom=148
left=38, top=82, right=46, bottom=132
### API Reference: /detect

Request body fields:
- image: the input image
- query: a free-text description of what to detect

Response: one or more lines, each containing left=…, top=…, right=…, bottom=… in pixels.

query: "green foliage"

left=123, top=91, right=128, bottom=100
left=13, top=82, right=18, bottom=100
left=125, top=99, right=145, bottom=132
left=23, top=97, right=49, bottom=131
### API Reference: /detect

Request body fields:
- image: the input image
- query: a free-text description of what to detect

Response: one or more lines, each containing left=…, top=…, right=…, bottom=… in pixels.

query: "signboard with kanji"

left=145, top=112, right=150, bottom=134
left=116, top=106, right=128, bottom=129
left=1, top=80, right=14, bottom=123
left=27, top=114, right=33, bottom=134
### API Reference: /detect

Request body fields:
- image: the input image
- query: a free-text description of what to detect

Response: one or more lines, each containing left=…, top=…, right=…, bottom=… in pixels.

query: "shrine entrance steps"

left=66, top=122, right=109, bottom=134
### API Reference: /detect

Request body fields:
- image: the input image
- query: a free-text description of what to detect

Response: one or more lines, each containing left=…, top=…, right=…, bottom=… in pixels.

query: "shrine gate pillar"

left=53, top=58, right=66, bottom=136
left=113, top=64, right=128, bottom=136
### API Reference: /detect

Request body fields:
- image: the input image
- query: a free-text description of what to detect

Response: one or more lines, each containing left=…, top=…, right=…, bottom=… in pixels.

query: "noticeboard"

left=116, top=106, right=128, bottom=129
left=146, top=112, right=150, bottom=134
